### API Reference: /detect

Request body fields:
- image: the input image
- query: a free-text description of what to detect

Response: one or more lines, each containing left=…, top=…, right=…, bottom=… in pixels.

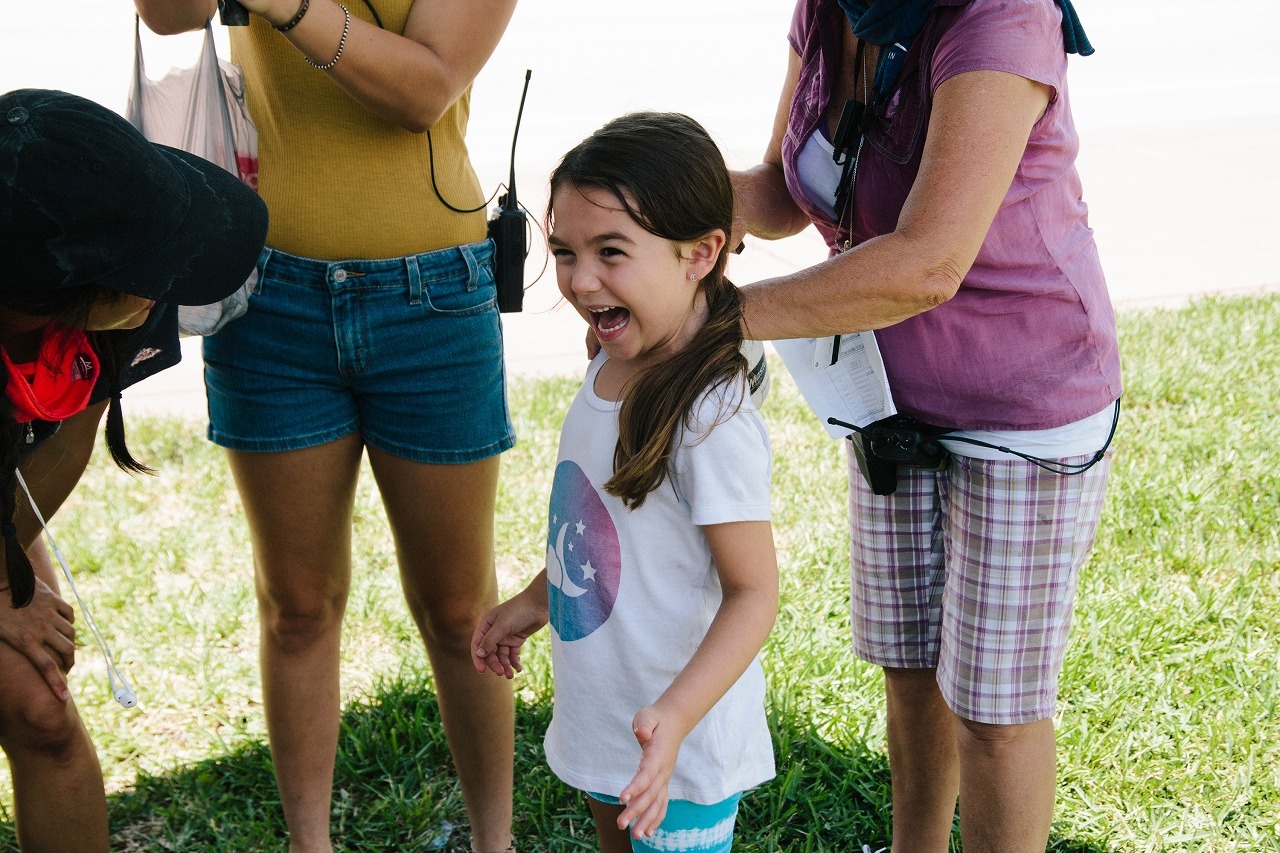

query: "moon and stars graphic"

left=546, top=460, right=622, bottom=642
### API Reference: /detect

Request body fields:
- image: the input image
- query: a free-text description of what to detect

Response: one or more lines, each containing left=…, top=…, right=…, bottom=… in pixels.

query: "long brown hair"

left=549, top=112, right=746, bottom=509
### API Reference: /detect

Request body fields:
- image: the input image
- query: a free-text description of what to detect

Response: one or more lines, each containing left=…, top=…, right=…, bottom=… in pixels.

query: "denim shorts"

left=203, top=240, right=515, bottom=463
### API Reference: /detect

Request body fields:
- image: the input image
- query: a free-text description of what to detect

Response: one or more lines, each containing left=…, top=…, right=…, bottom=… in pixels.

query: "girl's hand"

left=471, top=582, right=548, bottom=679
left=617, top=705, right=682, bottom=839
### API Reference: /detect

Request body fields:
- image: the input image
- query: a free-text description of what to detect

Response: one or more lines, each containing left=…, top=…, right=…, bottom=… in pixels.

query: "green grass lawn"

left=1, top=294, right=1277, bottom=852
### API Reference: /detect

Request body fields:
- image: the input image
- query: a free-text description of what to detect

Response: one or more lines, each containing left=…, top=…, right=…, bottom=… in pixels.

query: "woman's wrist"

left=273, top=0, right=309, bottom=31
left=303, top=3, right=349, bottom=70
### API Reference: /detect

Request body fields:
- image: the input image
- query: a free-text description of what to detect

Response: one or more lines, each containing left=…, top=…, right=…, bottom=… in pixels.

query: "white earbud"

left=112, top=674, right=138, bottom=709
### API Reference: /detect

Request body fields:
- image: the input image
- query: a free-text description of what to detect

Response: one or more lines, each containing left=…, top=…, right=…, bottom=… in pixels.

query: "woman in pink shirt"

left=733, top=1, right=1120, bottom=850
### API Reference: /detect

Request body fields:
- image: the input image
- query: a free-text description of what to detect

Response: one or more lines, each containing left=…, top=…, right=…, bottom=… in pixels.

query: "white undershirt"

left=797, top=127, right=843, bottom=219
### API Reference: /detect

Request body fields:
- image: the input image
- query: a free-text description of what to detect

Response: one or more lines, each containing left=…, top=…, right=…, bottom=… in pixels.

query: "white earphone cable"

left=14, top=470, right=136, bottom=708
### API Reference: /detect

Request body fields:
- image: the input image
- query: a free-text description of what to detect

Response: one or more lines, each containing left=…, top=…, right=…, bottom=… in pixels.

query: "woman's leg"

left=845, top=454, right=957, bottom=851
left=226, top=436, right=364, bottom=853
left=0, top=580, right=108, bottom=853
left=883, top=666, right=1055, bottom=853
left=367, top=449, right=513, bottom=853
left=934, top=454, right=1110, bottom=853
left=0, top=648, right=107, bottom=853
left=955, top=715, right=1056, bottom=853
left=883, top=667, right=959, bottom=852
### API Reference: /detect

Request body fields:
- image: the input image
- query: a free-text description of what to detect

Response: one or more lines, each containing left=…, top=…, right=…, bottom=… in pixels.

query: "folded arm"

left=2, top=403, right=108, bottom=700
left=135, top=0, right=517, bottom=132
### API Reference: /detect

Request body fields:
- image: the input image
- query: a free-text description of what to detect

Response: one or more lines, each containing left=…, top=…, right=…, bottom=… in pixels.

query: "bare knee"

left=412, top=594, right=491, bottom=656
left=258, top=585, right=348, bottom=652
left=956, top=716, right=1050, bottom=749
left=401, top=557, right=498, bottom=655
left=0, top=688, right=86, bottom=763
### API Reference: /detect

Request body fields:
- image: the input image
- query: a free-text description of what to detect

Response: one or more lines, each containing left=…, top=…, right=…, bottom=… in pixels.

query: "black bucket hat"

left=0, top=88, right=268, bottom=307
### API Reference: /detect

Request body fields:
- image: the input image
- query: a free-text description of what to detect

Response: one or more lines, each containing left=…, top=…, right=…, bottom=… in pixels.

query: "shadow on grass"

left=0, top=680, right=1115, bottom=852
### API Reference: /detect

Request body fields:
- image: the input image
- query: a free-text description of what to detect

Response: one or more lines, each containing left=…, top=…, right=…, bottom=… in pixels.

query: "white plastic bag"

left=126, top=18, right=260, bottom=336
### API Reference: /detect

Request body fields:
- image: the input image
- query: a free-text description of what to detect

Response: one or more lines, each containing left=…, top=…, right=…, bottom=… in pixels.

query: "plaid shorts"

left=846, top=447, right=1111, bottom=725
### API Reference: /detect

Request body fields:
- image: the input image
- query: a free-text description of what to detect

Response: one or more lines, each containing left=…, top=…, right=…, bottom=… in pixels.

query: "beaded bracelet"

left=274, top=0, right=309, bottom=32
left=305, top=3, right=350, bottom=71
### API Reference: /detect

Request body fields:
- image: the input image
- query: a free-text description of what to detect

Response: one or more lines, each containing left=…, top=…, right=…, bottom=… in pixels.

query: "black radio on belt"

left=829, top=414, right=952, bottom=496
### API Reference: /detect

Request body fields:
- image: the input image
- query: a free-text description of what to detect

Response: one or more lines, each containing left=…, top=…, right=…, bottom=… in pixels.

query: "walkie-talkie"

left=489, top=70, right=531, bottom=313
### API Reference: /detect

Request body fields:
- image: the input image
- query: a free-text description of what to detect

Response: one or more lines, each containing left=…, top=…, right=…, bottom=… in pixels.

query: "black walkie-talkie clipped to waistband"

left=489, top=70, right=531, bottom=313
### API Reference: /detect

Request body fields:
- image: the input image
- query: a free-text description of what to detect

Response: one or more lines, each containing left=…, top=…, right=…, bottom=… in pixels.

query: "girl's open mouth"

left=590, top=306, right=630, bottom=340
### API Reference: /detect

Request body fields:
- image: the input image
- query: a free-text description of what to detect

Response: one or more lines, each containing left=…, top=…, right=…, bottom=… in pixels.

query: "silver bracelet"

left=305, top=3, right=349, bottom=71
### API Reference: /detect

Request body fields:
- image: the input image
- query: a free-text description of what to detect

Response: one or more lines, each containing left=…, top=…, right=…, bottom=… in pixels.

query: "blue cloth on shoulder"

left=836, top=0, right=1094, bottom=55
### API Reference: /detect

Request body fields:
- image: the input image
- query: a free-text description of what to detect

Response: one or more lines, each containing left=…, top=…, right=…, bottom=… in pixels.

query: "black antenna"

left=506, top=69, right=531, bottom=210
left=490, top=70, right=532, bottom=313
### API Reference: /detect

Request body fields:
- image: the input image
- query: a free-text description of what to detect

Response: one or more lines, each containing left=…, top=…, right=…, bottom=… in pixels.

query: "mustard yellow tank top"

left=229, top=0, right=486, bottom=260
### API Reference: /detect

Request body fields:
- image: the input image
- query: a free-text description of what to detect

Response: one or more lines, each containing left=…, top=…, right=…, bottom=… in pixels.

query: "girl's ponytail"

left=607, top=274, right=745, bottom=509
left=93, top=332, right=151, bottom=475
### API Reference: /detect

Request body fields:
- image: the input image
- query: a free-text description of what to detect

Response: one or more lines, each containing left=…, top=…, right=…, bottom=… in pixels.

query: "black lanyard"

left=831, top=35, right=911, bottom=238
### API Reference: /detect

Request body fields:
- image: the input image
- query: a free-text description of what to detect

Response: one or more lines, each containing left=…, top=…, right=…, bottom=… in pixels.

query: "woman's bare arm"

left=739, top=69, right=1051, bottom=340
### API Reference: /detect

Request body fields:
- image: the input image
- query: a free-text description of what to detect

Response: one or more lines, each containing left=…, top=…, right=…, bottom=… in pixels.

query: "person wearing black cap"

left=0, top=87, right=267, bottom=852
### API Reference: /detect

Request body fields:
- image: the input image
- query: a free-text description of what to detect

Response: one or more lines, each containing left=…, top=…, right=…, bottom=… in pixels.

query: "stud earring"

left=688, top=272, right=698, bottom=281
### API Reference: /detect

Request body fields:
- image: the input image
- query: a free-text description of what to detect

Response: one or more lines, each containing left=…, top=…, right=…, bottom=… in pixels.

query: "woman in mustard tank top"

left=134, top=2, right=519, bottom=851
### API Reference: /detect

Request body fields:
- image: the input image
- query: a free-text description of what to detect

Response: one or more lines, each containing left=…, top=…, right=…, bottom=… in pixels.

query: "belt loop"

left=460, top=244, right=480, bottom=292
left=257, top=246, right=274, bottom=280
left=406, top=255, right=423, bottom=305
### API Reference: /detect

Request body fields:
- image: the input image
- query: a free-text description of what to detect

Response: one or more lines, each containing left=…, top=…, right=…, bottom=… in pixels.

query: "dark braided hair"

left=0, top=384, right=32, bottom=605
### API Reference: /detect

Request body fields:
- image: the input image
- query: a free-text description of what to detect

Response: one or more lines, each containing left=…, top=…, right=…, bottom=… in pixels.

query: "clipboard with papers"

left=773, top=332, right=895, bottom=438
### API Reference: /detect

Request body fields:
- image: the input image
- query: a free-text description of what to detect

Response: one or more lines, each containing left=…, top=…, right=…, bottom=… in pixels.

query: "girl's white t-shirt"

left=542, top=354, right=776, bottom=805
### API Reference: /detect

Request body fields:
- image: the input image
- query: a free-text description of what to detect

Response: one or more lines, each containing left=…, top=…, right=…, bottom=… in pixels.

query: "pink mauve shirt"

left=783, top=0, right=1122, bottom=430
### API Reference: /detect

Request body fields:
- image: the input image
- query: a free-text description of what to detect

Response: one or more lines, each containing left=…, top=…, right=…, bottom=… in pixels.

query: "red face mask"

left=2, top=323, right=100, bottom=423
